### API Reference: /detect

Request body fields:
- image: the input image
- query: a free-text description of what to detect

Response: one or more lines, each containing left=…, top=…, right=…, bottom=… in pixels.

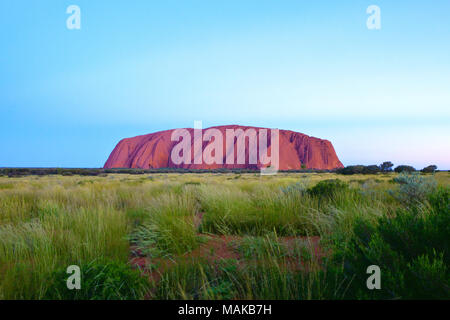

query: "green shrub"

left=392, top=172, right=437, bottom=205
left=428, top=186, right=449, bottom=213
left=308, top=179, right=349, bottom=198
left=406, top=251, right=448, bottom=299
left=333, top=186, right=450, bottom=299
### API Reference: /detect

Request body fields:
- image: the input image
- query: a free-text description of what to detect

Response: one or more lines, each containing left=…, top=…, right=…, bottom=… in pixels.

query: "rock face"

left=104, top=125, right=344, bottom=170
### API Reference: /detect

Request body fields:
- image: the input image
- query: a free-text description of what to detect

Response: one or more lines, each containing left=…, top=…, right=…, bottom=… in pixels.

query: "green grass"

left=129, top=190, right=200, bottom=257
left=0, top=172, right=448, bottom=299
left=152, top=257, right=346, bottom=300
left=237, top=234, right=289, bottom=260
left=198, top=181, right=391, bottom=237
left=44, top=260, right=149, bottom=300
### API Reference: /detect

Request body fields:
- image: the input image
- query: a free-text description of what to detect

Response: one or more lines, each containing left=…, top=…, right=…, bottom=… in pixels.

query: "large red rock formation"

left=104, top=125, right=344, bottom=170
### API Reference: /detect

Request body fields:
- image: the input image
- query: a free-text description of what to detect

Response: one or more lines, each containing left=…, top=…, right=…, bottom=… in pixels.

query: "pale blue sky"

left=1, top=0, right=449, bottom=168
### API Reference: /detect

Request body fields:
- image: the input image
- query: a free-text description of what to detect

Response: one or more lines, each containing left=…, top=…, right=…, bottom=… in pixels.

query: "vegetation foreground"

left=0, top=172, right=448, bottom=300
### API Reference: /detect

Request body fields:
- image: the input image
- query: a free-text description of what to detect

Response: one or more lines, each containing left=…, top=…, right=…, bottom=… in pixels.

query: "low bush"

left=391, top=172, right=437, bottom=205
left=333, top=186, right=450, bottom=299
left=307, top=179, right=349, bottom=198
left=336, top=165, right=366, bottom=175
left=280, top=180, right=309, bottom=196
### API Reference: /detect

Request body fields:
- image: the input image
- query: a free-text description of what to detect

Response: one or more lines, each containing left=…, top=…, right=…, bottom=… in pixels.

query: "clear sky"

left=1, top=0, right=449, bottom=169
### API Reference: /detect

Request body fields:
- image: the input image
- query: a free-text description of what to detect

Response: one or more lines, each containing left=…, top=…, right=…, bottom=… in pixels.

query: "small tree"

left=392, top=172, right=437, bottom=205
left=394, top=165, right=416, bottom=173
left=421, top=165, right=437, bottom=173
left=380, top=161, right=394, bottom=172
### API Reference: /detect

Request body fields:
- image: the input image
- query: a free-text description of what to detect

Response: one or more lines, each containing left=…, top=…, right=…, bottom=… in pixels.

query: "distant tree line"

left=0, top=164, right=442, bottom=177
left=1, top=167, right=328, bottom=177
left=336, top=162, right=440, bottom=175
left=0, top=167, right=262, bottom=177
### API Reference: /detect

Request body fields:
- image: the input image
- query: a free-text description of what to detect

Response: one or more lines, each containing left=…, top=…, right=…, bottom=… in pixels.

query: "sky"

left=0, top=0, right=449, bottom=169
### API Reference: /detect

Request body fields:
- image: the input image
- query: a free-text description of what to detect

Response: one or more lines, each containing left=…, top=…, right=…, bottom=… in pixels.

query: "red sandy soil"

left=104, top=125, right=343, bottom=170
left=129, top=211, right=327, bottom=291
left=130, top=234, right=326, bottom=285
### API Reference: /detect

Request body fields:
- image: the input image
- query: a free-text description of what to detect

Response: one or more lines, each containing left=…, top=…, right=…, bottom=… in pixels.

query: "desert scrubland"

left=0, top=172, right=448, bottom=299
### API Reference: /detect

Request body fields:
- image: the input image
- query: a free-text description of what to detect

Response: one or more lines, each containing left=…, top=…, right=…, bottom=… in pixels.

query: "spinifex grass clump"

left=154, top=258, right=235, bottom=300
left=198, top=179, right=383, bottom=237
left=198, top=185, right=329, bottom=236
left=129, top=189, right=200, bottom=257
left=237, top=234, right=289, bottom=260
left=0, top=207, right=129, bottom=299
left=0, top=191, right=41, bottom=224
left=235, top=234, right=318, bottom=269
left=152, top=257, right=346, bottom=300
